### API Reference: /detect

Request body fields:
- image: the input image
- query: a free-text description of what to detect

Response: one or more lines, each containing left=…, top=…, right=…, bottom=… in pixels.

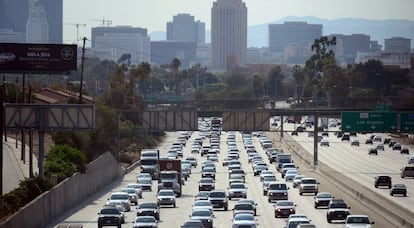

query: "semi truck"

left=140, top=149, right=160, bottom=180
left=158, top=160, right=182, bottom=197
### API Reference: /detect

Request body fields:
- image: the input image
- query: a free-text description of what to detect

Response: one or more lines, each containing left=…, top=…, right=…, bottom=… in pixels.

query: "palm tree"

left=171, top=58, right=181, bottom=94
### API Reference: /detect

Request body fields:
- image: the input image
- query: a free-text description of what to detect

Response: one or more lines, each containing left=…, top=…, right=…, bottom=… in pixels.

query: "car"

left=222, top=157, right=232, bottom=166
left=228, top=183, right=248, bottom=200
left=136, top=202, right=160, bottom=220
left=199, top=177, right=215, bottom=191
left=232, top=202, right=255, bottom=217
left=314, top=192, right=333, bottom=208
left=368, top=148, right=378, bottom=155
left=292, top=175, right=305, bottom=188
left=107, top=192, right=131, bottom=212
left=274, top=200, right=296, bottom=218
left=401, top=165, right=414, bottom=178
left=157, top=189, right=176, bottom=207
left=351, top=139, right=360, bottom=146
left=238, top=199, right=258, bottom=216
left=373, top=135, right=382, bottom=142
left=137, top=178, right=152, bottom=191
left=390, top=184, right=407, bottom=197
left=188, top=209, right=214, bottom=228
left=365, top=138, right=373, bottom=144
left=192, top=200, right=213, bottom=212
left=393, top=143, right=402, bottom=150
left=285, top=217, right=311, bottom=228
left=132, top=216, right=158, bottom=228
left=299, top=178, right=319, bottom=195
left=97, top=207, right=123, bottom=228
left=137, top=172, right=152, bottom=181
left=291, top=131, right=299, bottom=136
left=376, top=143, right=385, bottom=150
left=401, top=147, right=410, bottom=154
left=181, top=219, right=204, bottom=228
left=195, top=191, right=210, bottom=201
left=267, top=182, right=289, bottom=202
left=262, top=175, right=278, bottom=195
left=126, top=183, right=143, bottom=198
left=120, top=187, right=139, bottom=205
left=260, top=170, right=274, bottom=181
left=102, top=203, right=125, bottom=224
left=253, top=164, right=268, bottom=176
left=374, top=175, right=392, bottom=188
left=320, top=139, right=329, bottom=146
left=344, top=215, right=374, bottom=228
left=297, top=225, right=316, bottom=228
left=326, top=199, right=350, bottom=223
left=285, top=169, right=299, bottom=181
left=209, top=190, right=228, bottom=210
left=408, top=156, right=414, bottom=164
left=232, top=213, right=257, bottom=228
left=186, top=157, right=198, bottom=167
left=201, top=167, right=216, bottom=179
left=341, top=133, right=350, bottom=141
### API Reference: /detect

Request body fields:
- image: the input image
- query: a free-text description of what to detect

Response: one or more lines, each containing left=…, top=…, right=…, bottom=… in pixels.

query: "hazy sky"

left=63, top=0, right=414, bottom=44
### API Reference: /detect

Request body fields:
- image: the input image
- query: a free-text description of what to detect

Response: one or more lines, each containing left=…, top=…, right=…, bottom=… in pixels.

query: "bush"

left=45, top=145, right=87, bottom=182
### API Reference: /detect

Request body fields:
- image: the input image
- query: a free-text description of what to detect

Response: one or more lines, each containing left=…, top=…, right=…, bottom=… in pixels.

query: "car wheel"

left=268, top=198, right=271, bottom=203
left=404, top=193, right=407, bottom=197
left=390, top=192, right=393, bottom=196
left=327, top=217, right=331, bottom=223
left=224, top=206, right=228, bottom=211
left=299, top=192, right=303, bottom=195
left=314, top=204, right=317, bottom=209
left=173, top=203, right=176, bottom=208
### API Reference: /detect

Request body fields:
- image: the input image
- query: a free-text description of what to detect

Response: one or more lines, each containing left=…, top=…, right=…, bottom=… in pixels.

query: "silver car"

left=228, top=183, right=248, bottom=200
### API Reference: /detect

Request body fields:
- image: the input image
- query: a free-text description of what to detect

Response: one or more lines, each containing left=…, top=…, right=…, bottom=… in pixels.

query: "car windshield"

left=277, top=201, right=294, bottom=206
left=100, top=208, right=120, bottom=214
left=200, top=179, right=214, bottom=183
left=159, top=191, right=174, bottom=196
left=140, top=160, right=157, bottom=165
left=347, top=217, right=370, bottom=224
left=264, top=176, right=277, bottom=181
left=331, top=203, right=347, bottom=208
left=195, top=201, right=211, bottom=206
left=139, top=203, right=157, bottom=209
left=197, top=192, right=209, bottom=197
left=317, top=193, right=332, bottom=198
left=210, top=192, right=225, bottom=197
left=192, top=210, right=211, bottom=217
left=138, top=179, right=151, bottom=184
left=111, top=194, right=128, bottom=200
left=203, top=168, right=214, bottom=172
left=269, top=184, right=287, bottom=190
left=301, top=179, right=317, bottom=184
left=234, top=204, right=253, bottom=210
left=234, top=214, right=254, bottom=221
left=122, top=188, right=135, bottom=194
left=136, top=217, right=156, bottom=223
left=231, top=184, right=245, bottom=189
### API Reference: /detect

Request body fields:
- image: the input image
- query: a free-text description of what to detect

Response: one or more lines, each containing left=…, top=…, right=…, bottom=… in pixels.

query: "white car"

left=157, top=189, right=176, bottom=207
left=344, top=215, right=374, bottom=228
left=132, top=216, right=158, bottom=228
left=192, top=200, right=213, bottom=212
left=107, top=192, right=131, bottom=211
left=232, top=213, right=257, bottom=228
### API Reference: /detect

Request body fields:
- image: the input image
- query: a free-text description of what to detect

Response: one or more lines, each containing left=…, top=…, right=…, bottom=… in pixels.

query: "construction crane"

left=89, top=17, right=112, bottom=27
left=65, top=23, right=87, bottom=44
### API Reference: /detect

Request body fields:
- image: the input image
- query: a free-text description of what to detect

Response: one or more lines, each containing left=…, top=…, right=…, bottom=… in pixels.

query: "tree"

left=131, top=62, right=152, bottom=96
left=117, top=53, right=132, bottom=65
left=251, top=75, right=265, bottom=98
left=267, top=66, right=284, bottom=98
left=171, top=58, right=181, bottom=94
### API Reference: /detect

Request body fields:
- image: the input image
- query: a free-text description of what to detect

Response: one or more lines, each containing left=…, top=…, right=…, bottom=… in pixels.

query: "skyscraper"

left=26, top=0, right=49, bottom=43
left=268, top=22, right=322, bottom=53
left=41, top=0, right=63, bottom=43
left=211, top=0, right=247, bottom=71
left=167, top=14, right=205, bottom=44
left=0, top=0, right=30, bottom=38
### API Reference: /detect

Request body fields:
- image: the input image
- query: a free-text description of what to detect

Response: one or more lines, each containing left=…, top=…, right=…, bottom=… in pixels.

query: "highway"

left=52, top=123, right=414, bottom=227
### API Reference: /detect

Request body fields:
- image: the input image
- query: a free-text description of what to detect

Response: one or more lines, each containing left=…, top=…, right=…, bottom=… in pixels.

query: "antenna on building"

left=89, top=17, right=112, bottom=27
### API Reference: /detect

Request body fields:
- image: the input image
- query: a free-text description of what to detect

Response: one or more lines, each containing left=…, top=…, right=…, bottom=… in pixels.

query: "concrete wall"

left=0, top=152, right=123, bottom=228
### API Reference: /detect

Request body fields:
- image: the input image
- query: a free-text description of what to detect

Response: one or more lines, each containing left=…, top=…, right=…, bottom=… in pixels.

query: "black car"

left=393, top=143, right=402, bottom=150
left=384, top=138, right=391, bottom=144
left=401, top=147, right=410, bottom=154
left=97, top=207, right=122, bottom=228
left=208, top=190, right=228, bottom=211
left=368, top=148, right=378, bottom=155
left=375, top=175, right=392, bottom=189
left=390, top=184, right=407, bottom=197
left=365, top=138, right=373, bottom=144
left=136, top=202, right=160, bottom=220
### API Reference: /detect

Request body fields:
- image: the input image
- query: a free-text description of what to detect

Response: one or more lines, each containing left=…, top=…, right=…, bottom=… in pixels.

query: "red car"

left=274, top=200, right=296, bottom=218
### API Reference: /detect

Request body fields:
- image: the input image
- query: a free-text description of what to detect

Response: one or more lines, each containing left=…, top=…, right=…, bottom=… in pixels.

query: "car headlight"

left=284, top=192, right=287, bottom=195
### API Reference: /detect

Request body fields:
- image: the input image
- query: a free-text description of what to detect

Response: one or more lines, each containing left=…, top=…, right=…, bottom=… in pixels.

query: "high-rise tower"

left=211, top=0, right=247, bottom=71
left=167, top=13, right=205, bottom=44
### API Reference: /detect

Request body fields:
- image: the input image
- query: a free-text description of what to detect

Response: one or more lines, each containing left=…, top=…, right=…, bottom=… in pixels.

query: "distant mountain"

left=150, top=16, right=414, bottom=48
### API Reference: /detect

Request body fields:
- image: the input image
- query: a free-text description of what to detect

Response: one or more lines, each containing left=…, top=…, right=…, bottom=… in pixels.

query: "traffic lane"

left=3, top=143, right=25, bottom=194
left=293, top=130, right=414, bottom=211
left=250, top=133, right=343, bottom=228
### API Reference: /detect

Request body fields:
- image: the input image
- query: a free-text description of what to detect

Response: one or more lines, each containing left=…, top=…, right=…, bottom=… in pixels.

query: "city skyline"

left=63, top=0, right=414, bottom=45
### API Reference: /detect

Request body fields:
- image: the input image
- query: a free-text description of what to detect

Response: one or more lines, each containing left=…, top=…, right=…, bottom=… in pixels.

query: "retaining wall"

left=0, top=152, right=123, bottom=228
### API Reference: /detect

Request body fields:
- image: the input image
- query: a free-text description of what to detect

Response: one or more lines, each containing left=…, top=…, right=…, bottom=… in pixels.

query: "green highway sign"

left=341, top=111, right=398, bottom=132
left=400, top=113, right=414, bottom=132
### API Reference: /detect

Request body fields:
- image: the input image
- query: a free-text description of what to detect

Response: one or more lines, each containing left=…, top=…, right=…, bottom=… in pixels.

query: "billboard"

left=0, top=43, right=77, bottom=73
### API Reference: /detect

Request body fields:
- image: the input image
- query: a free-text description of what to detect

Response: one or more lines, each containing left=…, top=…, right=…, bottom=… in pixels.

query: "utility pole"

left=79, top=37, right=87, bottom=104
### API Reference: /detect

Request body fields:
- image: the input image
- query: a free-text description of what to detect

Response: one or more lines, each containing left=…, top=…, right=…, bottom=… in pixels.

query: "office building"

left=330, top=34, right=371, bottom=64
left=211, top=0, right=247, bottom=71
left=0, top=29, right=25, bottom=43
left=150, top=41, right=197, bottom=69
left=167, top=14, right=205, bottom=44
left=92, top=26, right=150, bottom=64
left=268, top=22, right=322, bottom=53
left=384, top=37, right=411, bottom=53
left=0, top=0, right=29, bottom=42
left=26, top=0, right=49, bottom=43
left=41, top=0, right=63, bottom=43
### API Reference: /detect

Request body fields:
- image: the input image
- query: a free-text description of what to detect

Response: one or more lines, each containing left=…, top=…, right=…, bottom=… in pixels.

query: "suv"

left=299, top=178, right=319, bottom=195
left=208, top=190, right=228, bottom=211
left=267, top=182, right=289, bottom=202
left=97, top=207, right=122, bottom=228
left=374, top=175, right=392, bottom=188
left=326, top=199, right=351, bottom=223
left=401, top=165, right=414, bottom=178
